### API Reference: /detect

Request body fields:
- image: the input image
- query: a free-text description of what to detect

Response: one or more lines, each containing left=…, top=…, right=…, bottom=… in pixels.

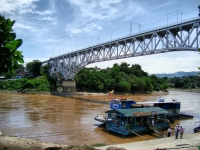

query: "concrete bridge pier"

left=61, top=80, right=76, bottom=94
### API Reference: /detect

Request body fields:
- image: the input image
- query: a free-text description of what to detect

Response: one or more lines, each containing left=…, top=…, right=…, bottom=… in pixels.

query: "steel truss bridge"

left=45, top=17, right=200, bottom=80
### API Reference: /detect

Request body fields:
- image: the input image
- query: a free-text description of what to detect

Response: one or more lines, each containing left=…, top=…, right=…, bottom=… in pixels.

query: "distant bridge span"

left=44, top=17, right=200, bottom=80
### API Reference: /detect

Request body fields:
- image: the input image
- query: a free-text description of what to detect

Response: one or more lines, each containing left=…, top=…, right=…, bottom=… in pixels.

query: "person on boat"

left=152, top=119, right=154, bottom=126
left=121, top=120, right=124, bottom=126
left=167, top=128, right=173, bottom=137
left=174, top=125, right=179, bottom=139
left=179, top=125, right=185, bottom=139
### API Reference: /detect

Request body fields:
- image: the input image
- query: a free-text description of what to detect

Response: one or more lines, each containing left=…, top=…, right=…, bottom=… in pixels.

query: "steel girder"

left=48, top=17, right=200, bottom=80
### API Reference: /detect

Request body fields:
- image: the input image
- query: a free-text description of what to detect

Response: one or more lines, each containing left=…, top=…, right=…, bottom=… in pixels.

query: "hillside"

left=152, top=71, right=200, bottom=78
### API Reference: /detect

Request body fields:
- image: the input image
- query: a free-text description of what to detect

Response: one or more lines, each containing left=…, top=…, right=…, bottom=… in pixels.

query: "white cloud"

left=67, top=22, right=102, bottom=36
left=64, top=0, right=146, bottom=36
left=13, top=23, right=36, bottom=32
left=67, top=0, right=145, bottom=21
left=87, top=51, right=200, bottom=74
left=0, top=0, right=57, bottom=24
left=0, top=0, right=38, bottom=14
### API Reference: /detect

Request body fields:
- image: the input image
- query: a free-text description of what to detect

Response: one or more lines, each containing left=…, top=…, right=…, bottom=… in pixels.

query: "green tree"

left=0, top=15, right=24, bottom=75
left=41, top=64, right=50, bottom=76
left=15, top=64, right=25, bottom=74
left=26, top=60, right=42, bottom=77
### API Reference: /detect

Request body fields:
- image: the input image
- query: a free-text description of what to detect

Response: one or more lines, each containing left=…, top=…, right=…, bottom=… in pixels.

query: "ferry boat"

left=94, top=98, right=170, bottom=136
left=105, top=107, right=169, bottom=136
left=94, top=97, right=193, bottom=135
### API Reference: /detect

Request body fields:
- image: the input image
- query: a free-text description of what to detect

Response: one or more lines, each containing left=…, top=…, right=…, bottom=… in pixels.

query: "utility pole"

left=167, top=13, right=170, bottom=26
left=177, top=10, right=178, bottom=23
left=130, top=21, right=143, bottom=35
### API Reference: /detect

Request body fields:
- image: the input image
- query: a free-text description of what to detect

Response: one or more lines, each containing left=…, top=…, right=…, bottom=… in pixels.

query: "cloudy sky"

left=0, top=0, right=200, bottom=74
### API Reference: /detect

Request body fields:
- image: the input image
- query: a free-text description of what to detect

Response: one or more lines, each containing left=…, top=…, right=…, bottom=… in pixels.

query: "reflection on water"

left=0, top=90, right=199, bottom=145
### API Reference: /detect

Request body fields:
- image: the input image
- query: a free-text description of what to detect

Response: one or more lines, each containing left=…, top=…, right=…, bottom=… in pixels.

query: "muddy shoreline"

left=0, top=133, right=200, bottom=150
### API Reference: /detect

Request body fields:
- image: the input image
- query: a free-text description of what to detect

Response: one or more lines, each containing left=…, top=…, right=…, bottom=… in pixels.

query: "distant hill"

left=152, top=71, right=200, bottom=78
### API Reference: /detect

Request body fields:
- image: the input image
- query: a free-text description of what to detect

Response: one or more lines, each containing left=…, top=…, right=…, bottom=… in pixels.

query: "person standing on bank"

left=174, top=125, right=179, bottom=139
left=179, top=125, right=185, bottom=139
left=167, top=128, right=172, bottom=137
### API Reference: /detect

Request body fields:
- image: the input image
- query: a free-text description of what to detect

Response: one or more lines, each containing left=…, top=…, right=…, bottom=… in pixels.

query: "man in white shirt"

left=167, top=128, right=172, bottom=137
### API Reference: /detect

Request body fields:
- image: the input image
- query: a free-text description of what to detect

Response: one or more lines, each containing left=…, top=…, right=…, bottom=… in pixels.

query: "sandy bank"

left=0, top=133, right=200, bottom=150
left=96, top=133, right=200, bottom=150
left=0, top=136, right=69, bottom=150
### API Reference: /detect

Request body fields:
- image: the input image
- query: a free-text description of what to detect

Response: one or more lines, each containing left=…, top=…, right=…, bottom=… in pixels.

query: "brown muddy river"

left=0, top=90, right=200, bottom=145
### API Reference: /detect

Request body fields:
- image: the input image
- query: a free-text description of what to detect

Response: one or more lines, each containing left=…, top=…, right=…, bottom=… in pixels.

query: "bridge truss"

left=47, top=17, right=200, bottom=80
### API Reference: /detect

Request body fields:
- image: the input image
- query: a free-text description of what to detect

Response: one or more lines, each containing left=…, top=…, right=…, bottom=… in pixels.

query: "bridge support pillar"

left=61, top=80, right=76, bottom=93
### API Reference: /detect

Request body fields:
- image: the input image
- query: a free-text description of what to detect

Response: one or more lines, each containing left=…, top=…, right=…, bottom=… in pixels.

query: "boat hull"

left=106, top=122, right=169, bottom=136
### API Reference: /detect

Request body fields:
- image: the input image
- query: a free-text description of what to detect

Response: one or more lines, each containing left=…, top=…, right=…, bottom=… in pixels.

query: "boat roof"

left=137, top=101, right=180, bottom=104
left=105, top=107, right=168, bottom=117
left=109, top=98, right=136, bottom=102
left=109, top=99, right=180, bottom=104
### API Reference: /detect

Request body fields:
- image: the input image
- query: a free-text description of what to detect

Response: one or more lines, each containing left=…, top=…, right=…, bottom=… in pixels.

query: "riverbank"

left=0, top=88, right=199, bottom=97
left=96, top=132, right=200, bottom=150
left=0, top=133, right=200, bottom=150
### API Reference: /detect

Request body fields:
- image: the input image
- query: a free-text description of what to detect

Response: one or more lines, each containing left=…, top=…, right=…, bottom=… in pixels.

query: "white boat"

left=157, top=97, right=165, bottom=102
left=94, top=114, right=112, bottom=123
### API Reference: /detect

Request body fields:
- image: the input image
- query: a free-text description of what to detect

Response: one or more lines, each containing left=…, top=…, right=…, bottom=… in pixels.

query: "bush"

left=0, top=76, right=56, bottom=91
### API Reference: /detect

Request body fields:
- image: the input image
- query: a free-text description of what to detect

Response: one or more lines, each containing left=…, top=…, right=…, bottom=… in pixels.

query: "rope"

left=129, top=130, right=148, bottom=140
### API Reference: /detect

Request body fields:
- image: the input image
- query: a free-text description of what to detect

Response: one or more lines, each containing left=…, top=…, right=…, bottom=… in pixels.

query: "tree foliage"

left=0, top=15, right=24, bottom=75
left=0, top=76, right=56, bottom=91
left=75, top=62, right=168, bottom=93
left=167, top=76, right=200, bottom=89
left=26, top=60, right=42, bottom=77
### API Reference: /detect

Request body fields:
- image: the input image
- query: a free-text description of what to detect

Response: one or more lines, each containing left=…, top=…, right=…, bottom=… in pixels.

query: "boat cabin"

left=136, top=101, right=181, bottom=114
left=109, top=98, right=181, bottom=115
left=105, top=107, right=169, bottom=135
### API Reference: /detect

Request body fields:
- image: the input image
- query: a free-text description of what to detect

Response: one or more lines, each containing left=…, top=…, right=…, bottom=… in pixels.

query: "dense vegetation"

left=0, top=60, right=199, bottom=93
left=0, top=59, right=56, bottom=92
left=75, top=62, right=168, bottom=93
left=167, top=75, right=200, bottom=89
left=0, top=76, right=56, bottom=92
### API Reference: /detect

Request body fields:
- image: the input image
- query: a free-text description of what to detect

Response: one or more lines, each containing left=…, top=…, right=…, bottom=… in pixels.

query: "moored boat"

left=105, top=107, right=169, bottom=136
left=193, top=121, right=200, bottom=133
left=94, top=97, right=193, bottom=135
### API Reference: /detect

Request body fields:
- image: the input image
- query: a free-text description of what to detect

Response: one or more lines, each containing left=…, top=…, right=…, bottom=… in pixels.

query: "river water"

left=0, top=90, right=199, bottom=145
